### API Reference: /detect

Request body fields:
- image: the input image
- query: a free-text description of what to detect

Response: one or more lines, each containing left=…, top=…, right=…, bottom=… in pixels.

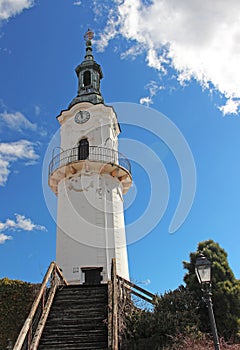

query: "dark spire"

left=69, top=29, right=104, bottom=108
left=84, top=29, right=94, bottom=60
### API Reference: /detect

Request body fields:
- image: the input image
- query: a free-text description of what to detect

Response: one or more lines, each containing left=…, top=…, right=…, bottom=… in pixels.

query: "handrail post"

left=55, top=264, right=68, bottom=286
left=30, top=283, right=58, bottom=350
left=116, top=275, right=155, bottom=303
left=111, top=259, right=118, bottom=350
left=27, top=325, right=32, bottom=350
left=51, top=263, right=56, bottom=288
left=42, top=290, right=45, bottom=312
left=13, top=262, right=64, bottom=350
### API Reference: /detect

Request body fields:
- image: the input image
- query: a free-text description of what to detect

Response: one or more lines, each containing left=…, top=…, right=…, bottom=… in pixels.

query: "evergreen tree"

left=123, top=286, right=200, bottom=349
left=183, top=239, right=240, bottom=342
left=153, top=285, right=200, bottom=345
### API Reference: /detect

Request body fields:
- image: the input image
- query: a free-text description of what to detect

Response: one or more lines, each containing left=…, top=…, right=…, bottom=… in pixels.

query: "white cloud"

left=139, top=80, right=164, bottom=106
left=0, top=214, right=47, bottom=243
left=0, top=156, right=10, bottom=186
left=0, top=233, right=12, bottom=244
left=120, top=44, right=144, bottom=60
left=96, top=0, right=240, bottom=115
left=34, top=106, right=40, bottom=116
left=218, top=99, right=240, bottom=116
left=142, top=278, right=151, bottom=286
left=96, top=7, right=119, bottom=52
left=0, top=108, right=48, bottom=137
left=0, top=111, right=37, bottom=132
left=139, top=96, right=152, bottom=106
left=136, top=278, right=151, bottom=286
left=0, top=140, right=39, bottom=186
left=0, top=0, right=34, bottom=20
left=14, top=214, right=47, bottom=231
left=0, top=139, right=39, bottom=160
left=73, top=1, right=81, bottom=5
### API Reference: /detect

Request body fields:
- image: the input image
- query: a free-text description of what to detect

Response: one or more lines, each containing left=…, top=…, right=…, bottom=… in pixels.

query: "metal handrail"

left=48, top=146, right=131, bottom=176
left=13, top=262, right=68, bottom=350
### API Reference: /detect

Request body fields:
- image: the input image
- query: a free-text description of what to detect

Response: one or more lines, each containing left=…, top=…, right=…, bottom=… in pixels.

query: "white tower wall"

left=56, top=172, right=129, bottom=283
left=49, top=102, right=132, bottom=283
left=49, top=33, right=132, bottom=284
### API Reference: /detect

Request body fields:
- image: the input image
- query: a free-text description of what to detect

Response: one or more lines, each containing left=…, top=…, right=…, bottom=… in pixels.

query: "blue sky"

left=0, top=0, right=240, bottom=294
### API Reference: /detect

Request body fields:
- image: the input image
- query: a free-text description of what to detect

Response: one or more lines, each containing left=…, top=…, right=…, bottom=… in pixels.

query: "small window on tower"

left=83, top=70, right=91, bottom=87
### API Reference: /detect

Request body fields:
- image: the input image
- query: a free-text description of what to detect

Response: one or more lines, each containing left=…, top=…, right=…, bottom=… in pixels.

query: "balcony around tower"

left=48, top=146, right=132, bottom=195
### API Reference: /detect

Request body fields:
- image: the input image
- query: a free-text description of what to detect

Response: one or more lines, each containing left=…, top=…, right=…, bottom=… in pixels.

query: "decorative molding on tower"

left=69, top=29, right=104, bottom=108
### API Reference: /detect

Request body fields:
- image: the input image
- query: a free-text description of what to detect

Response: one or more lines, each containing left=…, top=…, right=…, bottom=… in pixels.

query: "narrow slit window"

left=83, top=71, right=91, bottom=87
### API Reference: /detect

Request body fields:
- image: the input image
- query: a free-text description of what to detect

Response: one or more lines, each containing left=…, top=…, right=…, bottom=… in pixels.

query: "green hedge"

left=0, top=278, right=39, bottom=349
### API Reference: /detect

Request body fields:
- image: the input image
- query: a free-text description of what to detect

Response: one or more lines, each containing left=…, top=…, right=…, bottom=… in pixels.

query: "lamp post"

left=195, top=253, right=220, bottom=350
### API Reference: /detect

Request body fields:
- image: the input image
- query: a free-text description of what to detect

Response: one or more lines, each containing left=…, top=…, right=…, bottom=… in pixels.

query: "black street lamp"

left=195, top=253, right=221, bottom=350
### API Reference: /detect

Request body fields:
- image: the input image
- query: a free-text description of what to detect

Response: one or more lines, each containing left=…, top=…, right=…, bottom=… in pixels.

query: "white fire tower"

left=48, top=30, right=132, bottom=283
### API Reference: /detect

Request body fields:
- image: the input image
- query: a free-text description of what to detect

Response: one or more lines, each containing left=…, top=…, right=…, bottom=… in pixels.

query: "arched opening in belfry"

left=78, top=138, right=89, bottom=160
left=83, top=70, right=91, bottom=87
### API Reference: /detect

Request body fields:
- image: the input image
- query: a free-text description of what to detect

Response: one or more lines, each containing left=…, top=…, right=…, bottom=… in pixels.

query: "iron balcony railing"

left=49, top=146, right=131, bottom=176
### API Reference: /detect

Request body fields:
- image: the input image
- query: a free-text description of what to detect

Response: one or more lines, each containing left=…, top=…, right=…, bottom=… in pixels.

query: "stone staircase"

left=38, top=284, right=108, bottom=350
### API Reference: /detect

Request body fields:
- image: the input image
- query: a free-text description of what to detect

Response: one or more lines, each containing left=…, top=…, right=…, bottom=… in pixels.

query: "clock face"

left=74, top=110, right=90, bottom=124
